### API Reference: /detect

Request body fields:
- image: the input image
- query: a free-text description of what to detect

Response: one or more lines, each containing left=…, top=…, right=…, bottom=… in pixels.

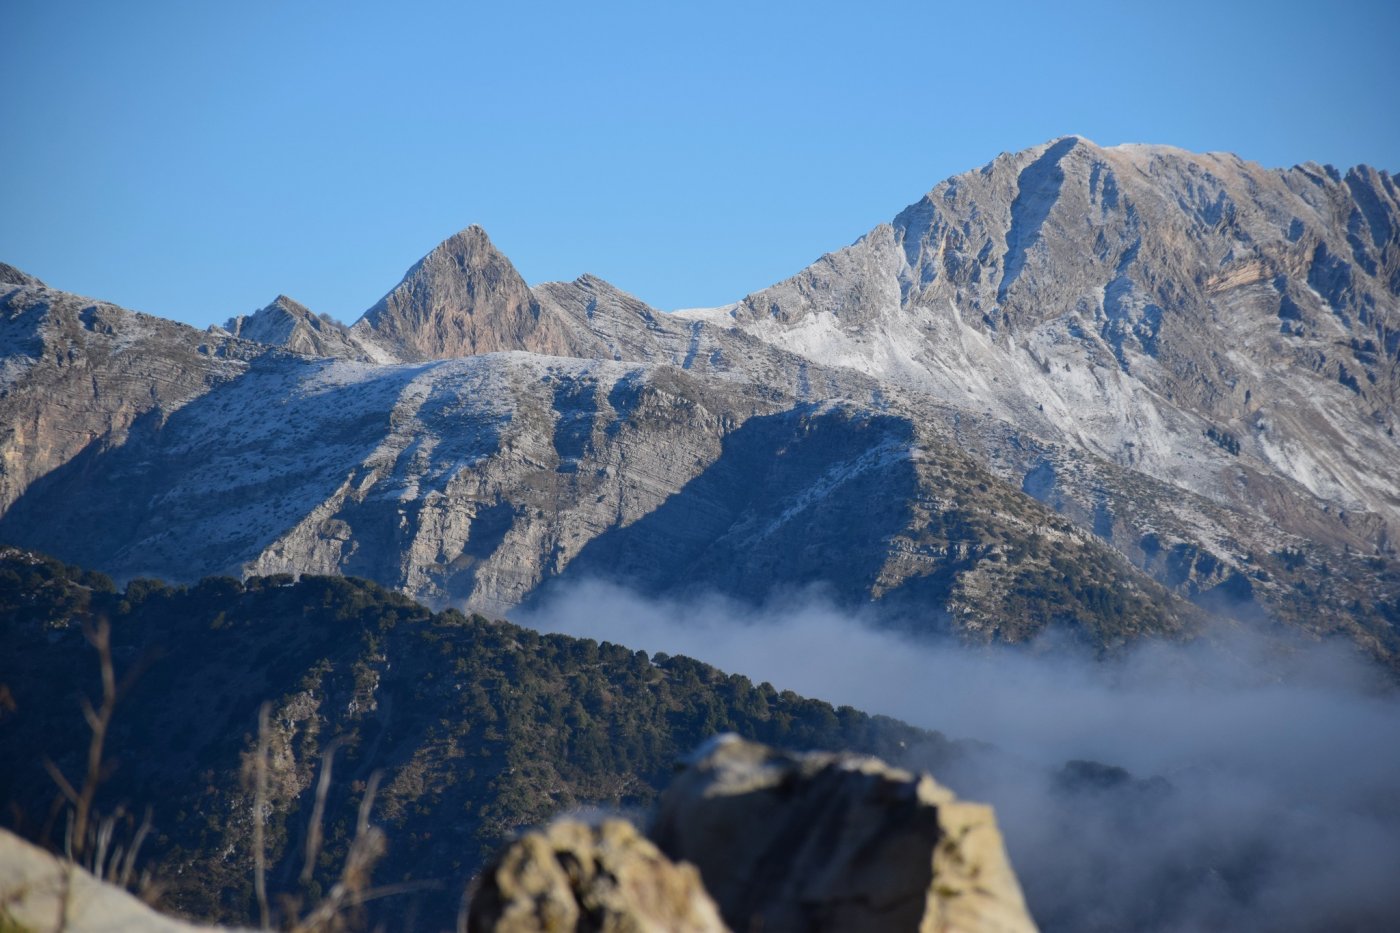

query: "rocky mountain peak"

left=351, top=225, right=577, bottom=361
left=0, top=262, right=45, bottom=288
left=223, top=294, right=315, bottom=334
left=223, top=294, right=376, bottom=361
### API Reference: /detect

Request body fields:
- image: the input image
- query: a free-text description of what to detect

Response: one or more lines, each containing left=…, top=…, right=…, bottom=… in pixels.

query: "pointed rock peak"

left=222, top=295, right=369, bottom=360
left=434, top=224, right=497, bottom=255
left=0, top=262, right=45, bottom=288
left=266, top=294, right=314, bottom=317
left=354, top=226, right=570, bottom=361
left=223, top=295, right=320, bottom=337
left=381, top=225, right=529, bottom=299
left=406, top=225, right=524, bottom=286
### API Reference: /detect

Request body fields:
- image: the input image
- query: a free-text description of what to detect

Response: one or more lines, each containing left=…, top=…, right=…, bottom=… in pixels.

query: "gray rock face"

left=728, top=138, right=1400, bottom=562
left=649, top=735, right=1036, bottom=933
left=0, top=339, right=1193, bottom=638
left=1, top=138, right=1397, bottom=661
left=0, top=281, right=257, bottom=516
left=0, top=262, right=45, bottom=287
left=222, top=294, right=379, bottom=361
left=351, top=226, right=578, bottom=362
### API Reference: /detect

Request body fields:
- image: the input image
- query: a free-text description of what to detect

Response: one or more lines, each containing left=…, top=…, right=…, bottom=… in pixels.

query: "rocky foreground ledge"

left=0, top=737, right=1034, bottom=932
left=470, top=735, right=1036, bottom=933
left=0, top=830, right=236, bottom=933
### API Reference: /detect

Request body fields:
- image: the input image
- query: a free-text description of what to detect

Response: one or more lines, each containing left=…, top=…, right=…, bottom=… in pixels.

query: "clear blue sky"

left=4, top=0, right=1397, bottom=329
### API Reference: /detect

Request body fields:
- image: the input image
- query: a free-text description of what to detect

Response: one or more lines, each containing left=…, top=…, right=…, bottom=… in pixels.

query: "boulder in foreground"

left=468, top=818, right=725, bottom=933
left=472, top=736, right=1036, bottom=932
left=651, top=735, right=1036, bottom=933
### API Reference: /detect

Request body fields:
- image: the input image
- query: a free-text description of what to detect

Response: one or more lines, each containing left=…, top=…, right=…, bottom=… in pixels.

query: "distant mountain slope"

left=728, top=137, right=1400, bottom=554
left=0, top=272, right=1206, bottom=644
left=1, top=137, right=1397, bottom=664
left=0, top=547, right=948, bottom=929
left=0, top=280, right=261, bottom=514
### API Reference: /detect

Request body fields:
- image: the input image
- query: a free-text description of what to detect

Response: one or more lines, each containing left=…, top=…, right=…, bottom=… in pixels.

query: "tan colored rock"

left=650, top=735, right=1037, bottom=933
left=468, top=818, right=726, bottom=933
left=0, top=828, right=236, bottom=932
left=352, top=226, right=578, bottom=362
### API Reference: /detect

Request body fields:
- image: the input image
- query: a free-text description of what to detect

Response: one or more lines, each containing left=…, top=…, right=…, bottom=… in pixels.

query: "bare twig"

left=70, top=619, right=117, bottom=861
left=117, top=808, right=153, bottom=889
left=42, top=758, right=79, bottom=807
left=254, top=702, right=272, bottom=930
left=290, top=771, right=387, bottom=933
left=300, top=738, right=345, bottom=886
left=344, top=879, right=440, bottom=908
left=92, top=812, right=114, bottom=880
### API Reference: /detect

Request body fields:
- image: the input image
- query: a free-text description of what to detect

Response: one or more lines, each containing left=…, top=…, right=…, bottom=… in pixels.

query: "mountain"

left=728, top=138, right=1400, bottom=550
left=221, top=294, right=381, bottom=362
left=0, top=263, right=44, bottom=288
left=0, top=547, right=950, bottom=929
left=0, top=138, right=1397, bottom=665
left=351, top=226, right=569, bottom=361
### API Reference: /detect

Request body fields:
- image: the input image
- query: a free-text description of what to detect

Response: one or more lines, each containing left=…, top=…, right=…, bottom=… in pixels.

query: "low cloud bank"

left=516, top=580, right=1400, bottom=932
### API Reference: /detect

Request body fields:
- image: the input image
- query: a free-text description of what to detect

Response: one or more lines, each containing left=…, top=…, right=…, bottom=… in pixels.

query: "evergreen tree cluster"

left=0, top=547, right=950, bottom=928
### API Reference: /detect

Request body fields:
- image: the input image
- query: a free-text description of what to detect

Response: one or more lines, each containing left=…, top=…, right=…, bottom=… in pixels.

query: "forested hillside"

left=0, top=547, right=950, bottom=928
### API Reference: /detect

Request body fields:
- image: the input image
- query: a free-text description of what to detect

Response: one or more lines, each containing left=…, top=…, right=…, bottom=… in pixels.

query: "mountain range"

left=2, top=136, right=1397, bottom=664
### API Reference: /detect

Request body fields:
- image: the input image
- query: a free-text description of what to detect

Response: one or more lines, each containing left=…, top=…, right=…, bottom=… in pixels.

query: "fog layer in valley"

left=517, top=580, right=1400, bottom=933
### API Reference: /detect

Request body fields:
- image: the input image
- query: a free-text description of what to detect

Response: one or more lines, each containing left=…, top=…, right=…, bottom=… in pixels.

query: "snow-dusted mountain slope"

left=1, top=138, right=1397, bottom=664
left=727, top=137, right=1400, bottom=552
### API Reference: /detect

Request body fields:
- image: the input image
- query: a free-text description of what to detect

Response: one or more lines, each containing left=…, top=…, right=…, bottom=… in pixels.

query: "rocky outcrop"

left=222, top=294, right=380, bottom=361
left=0, top=282, right=257, bottom=516
left=468, top=819, right=726, bottom=933
left=0, top=263, right=44, bottom=288
left=650, top=735, right=1036, bottom=933
left=470, top=737, right=1036, bottom=933
left=351, top=226, right=578, bottom=362
left=0, top=828, right=232, bottom=932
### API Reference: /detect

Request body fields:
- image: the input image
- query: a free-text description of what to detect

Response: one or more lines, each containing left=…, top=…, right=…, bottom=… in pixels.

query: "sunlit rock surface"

left=0, top=829, right=237, bottom=933
left=650, top=735, right=1036, bottom=933
left=468, top=818, right=725, bottom=933
left=1, top=137, right=1397, bottom=662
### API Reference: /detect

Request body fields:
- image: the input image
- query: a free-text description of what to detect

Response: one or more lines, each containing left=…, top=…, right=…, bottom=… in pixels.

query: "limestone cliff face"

left=728, top=138, right=1400, bottom=560
left=0, top=343, right=1195, bottom=640
left=350, top=226, right=578, bottom=361
left=0, top=279, right=256, bottom=515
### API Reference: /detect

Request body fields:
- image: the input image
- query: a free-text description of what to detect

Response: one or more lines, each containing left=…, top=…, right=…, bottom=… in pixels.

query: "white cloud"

left=517, top=579, right=1400, bottom=932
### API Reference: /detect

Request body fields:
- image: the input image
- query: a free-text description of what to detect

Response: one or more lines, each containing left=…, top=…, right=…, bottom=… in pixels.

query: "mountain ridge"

left=1, top=136, right=1396, bottom=666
